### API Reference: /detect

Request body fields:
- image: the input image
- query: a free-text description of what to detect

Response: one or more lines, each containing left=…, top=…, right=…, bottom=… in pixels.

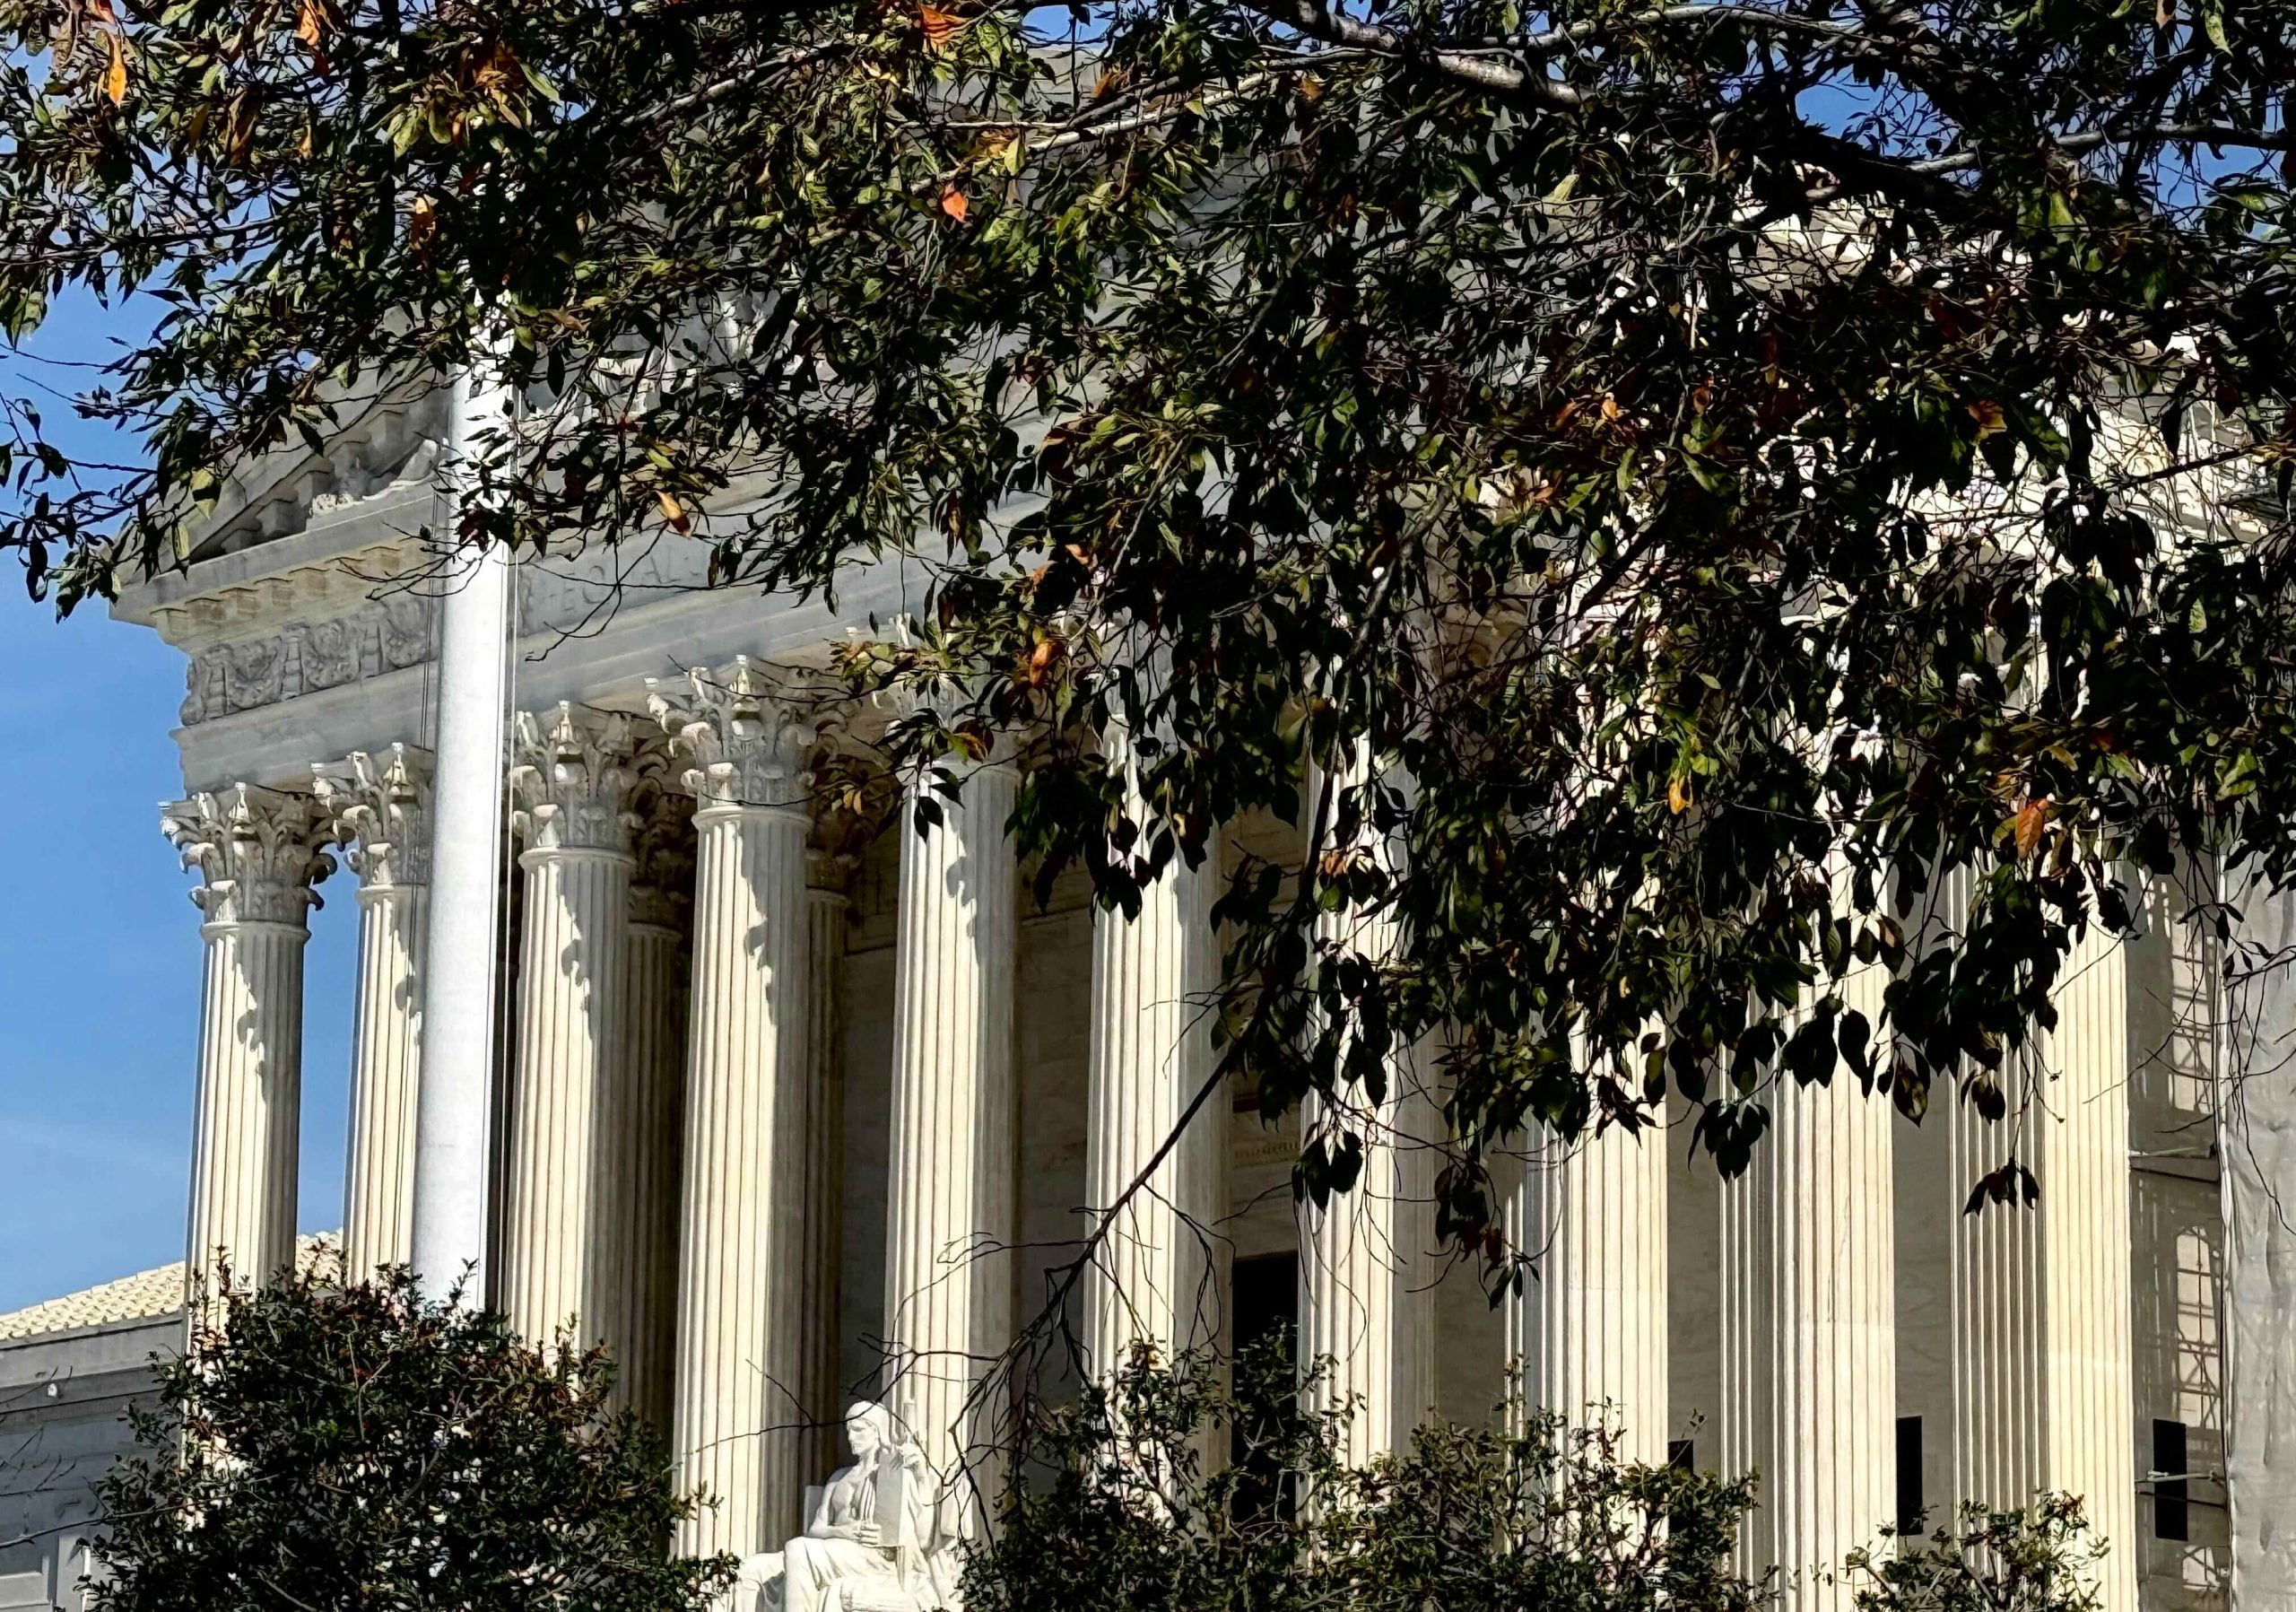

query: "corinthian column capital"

left=162, top=784, right=334, bottom=929
left=648, top=656, right=813, bottom=819
left=314, top=745, right=435, bottom=891
left=511, top=704, right=640, bottom=856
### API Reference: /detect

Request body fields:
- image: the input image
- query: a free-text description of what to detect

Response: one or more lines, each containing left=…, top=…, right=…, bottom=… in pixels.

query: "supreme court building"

left=1, top=379, right=2291, bottom=1612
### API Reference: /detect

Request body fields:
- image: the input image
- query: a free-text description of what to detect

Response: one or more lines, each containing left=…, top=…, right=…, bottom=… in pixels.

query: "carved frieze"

left=178, top=591, right=438, bottom=727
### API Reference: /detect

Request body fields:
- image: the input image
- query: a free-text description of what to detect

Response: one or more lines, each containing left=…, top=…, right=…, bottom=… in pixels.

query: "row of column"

left=163, top=704, right=2138, bottom=1607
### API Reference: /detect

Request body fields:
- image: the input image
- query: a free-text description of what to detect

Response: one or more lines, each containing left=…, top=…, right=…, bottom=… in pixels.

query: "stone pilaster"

left=502, top=704, right=639, bottom=1357
left=2224, top=874, right=2296, bottom=1607
left=314, top=745, right=432, bottom=1280
left=620, top=776, right=693, bottom=1429
left=163, top=785, right=334, bottom=1296
left=1297, top=747, right=1436, bottom=1464
left=883, top=744, right=1019, bottom=1493
left=1508, top=1117, right=1668, bottom=1460
left=652, top=658, right=816, bottom=1558
left=802, top=847, right=854, bottom=1482
left=1721, top=957, right=1895, bottom=1611
left=1083, top=725, right=1223, bottom=1372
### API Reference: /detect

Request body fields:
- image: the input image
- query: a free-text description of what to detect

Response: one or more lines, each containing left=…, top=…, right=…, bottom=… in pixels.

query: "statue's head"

left=846, top=1399, right=892, bottom=1460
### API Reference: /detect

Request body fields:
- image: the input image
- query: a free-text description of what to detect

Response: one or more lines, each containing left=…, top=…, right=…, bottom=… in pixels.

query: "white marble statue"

left=740, top=1401, right=961, bottom=1612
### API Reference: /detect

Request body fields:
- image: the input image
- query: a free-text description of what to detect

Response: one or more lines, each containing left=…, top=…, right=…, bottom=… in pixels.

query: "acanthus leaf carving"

left=161, top=784, right=334, bottom=928
left=647, top=656, right=819, bottom=821
left=313, top=745, right=435, bottom=891
left=510, top=703, right=641, bottom=856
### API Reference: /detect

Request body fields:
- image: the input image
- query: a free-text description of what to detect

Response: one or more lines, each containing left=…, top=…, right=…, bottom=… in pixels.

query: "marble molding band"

left=163, top=784, right=334, bottom=1298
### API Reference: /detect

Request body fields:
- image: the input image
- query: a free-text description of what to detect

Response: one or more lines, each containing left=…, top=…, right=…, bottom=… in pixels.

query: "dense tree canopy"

left=6, top=0, right=2296, bottom=1260
left=91, top=1268, right=733, bottom=1612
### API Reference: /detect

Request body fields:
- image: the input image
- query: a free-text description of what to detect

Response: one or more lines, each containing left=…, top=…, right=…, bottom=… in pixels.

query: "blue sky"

left=0, top=601, right=361, bottom=1311
left=0, top=289, right=360, bottom=1311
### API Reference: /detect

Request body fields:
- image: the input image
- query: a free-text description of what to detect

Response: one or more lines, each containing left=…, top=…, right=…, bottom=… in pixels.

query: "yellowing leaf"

left=657, top=489, right=691, bottom=533
left=1968, top=399, right=2006, bottom=440
left=102, top=33, right=126, bottom=104
left=1668, top=774, right=1692, bottom=815
left=295, top=0, right=324, bottom=47
left=939, top=184, right=969, bottom=223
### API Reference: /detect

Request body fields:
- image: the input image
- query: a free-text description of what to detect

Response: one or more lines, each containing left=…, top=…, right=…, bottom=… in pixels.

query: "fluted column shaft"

left=1904, top=868, right=2135, bottom=1612
left=1509, top=1119, right=1668, bottom=1459
left=1084, top=747, right=1222, bottom=1371
left=801, top=856, right=853, bottom=1481
left=1946, top=909, right=2135, bottom=1612
left=883, top=755, right=1019, bottom=1491
left=317, top=746, right=433, bottom=1279
left=166, top=787, right=332, bottom=1296
left=621, top=893, right=686, bottom=1428
left=502, top=706, right=639, bottom=1355
left=654, top=659, right=818, bottom=1560
left=344, top=884, right=427, bottom=1276
left=1298, top=747, right=1435, bottom=1464
left=1721, top=959, right=1895, bottom=1610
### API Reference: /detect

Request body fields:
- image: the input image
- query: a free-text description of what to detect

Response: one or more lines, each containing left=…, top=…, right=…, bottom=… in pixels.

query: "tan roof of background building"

left=0, top=1235, right=340, bottom=1343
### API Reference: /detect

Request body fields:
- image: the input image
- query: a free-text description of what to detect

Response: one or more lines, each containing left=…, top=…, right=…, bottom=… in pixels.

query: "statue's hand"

left=851, top=1521, right=883, bottom=1547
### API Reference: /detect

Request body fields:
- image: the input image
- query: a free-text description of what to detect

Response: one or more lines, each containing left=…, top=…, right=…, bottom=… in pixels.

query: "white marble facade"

left=108, top=384, right=2256, bottom=1612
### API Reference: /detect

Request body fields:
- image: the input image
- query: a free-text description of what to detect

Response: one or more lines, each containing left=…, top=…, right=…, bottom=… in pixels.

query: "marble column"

left=1944, top=913, right=2136, bottom=1612
left=653, top=659, right=815, bottom=1559
left=1721, top=957, right=1895, bottom=1610
left=163, top=785, right=334, bottom=1296
left=802, top=849, right=854, bottom=1481
left=620, top=780, right=692, bottom=1429
left=1508, top=1115, right=1668, bottom=1460
left=314, top=746, right=432, bottom=1280
left=501, top=704, right=639, bottom=1356
left=1297, top=747, right=1437, bottom=1464
left=1083, top=728, right=1223, bottom=1372
left=883, top=745, right=1019, bottom=1494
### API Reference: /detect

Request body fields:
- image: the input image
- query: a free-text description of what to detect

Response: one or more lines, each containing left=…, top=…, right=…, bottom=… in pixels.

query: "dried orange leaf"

left=2013, top=797, right=2051, bottom=858
left=939, top=184, right=969, bottom=222
left=657, top=489, right=691, bottom=533
left=296, top=0, right=324, bottom=47
left=1668, top=773, right=1692, bottom=815
left=406, top=194, right=437, bottom=258
left=918, top=4, right=961, bottom=47
left=103, top=33, right=126, bottom=103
